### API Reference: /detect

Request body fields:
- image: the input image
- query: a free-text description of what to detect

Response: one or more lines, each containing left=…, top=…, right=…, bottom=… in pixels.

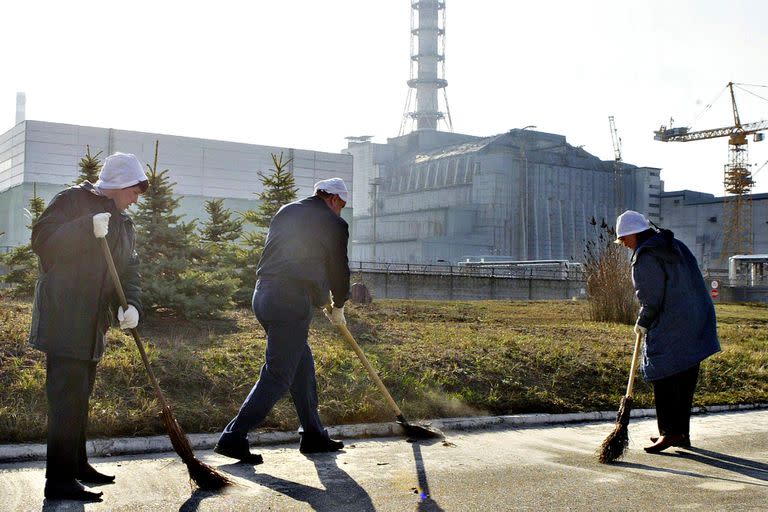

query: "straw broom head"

left=597, top=395, right=633, bottom=463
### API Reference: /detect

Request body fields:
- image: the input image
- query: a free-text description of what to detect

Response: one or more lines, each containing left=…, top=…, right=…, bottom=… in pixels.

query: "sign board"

left=711, top=289, right=719, bottom=299
left=711, top=280, right=719, bottom=290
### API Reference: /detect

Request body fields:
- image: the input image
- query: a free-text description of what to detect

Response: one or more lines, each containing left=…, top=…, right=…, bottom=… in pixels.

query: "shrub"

left=583, top=217, right=637, bottom=324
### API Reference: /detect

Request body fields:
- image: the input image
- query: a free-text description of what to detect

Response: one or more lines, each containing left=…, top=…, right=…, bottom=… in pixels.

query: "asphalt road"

left=1, top=409, right=766, bottom=511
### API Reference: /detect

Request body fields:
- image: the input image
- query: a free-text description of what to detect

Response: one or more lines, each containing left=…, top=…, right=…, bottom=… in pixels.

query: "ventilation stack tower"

left=400, top=0, right=453, bottom=134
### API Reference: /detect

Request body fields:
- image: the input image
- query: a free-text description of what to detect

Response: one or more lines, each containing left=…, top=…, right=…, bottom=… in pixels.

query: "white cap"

left=94, top=152, right=148, bottom=190
left=314, top=177, right=349, bottom=203
left=614, top=210, right=650, bottom=243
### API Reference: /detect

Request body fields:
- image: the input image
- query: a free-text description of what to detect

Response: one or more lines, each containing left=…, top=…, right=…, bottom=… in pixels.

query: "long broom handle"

left=99, top=237, right=170, bottom=411
left=625, top=331, right=644, bottom=397
left=325, top=307, right=404, bottom=418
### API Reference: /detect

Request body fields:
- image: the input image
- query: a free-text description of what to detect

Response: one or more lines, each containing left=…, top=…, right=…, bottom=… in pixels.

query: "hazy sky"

left=3, top=0, right=768, bottom=195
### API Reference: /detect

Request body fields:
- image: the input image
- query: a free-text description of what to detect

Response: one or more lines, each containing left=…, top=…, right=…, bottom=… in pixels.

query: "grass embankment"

left=1, top=295, right=766, bottom=443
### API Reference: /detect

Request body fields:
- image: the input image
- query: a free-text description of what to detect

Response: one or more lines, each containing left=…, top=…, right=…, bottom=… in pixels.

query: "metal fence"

left=348, top=261, right=586, bottom=281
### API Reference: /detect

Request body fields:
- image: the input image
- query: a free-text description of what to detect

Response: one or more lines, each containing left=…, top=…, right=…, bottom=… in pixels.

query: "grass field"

left=1, top=294, right=766, bottom=443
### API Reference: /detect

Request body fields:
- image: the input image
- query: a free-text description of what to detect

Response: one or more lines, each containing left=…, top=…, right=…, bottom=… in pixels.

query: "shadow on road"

left=410, top=439, right=445, bottom=512
left=676, top=446, right=768, bottom=482
left=41, top=499, right=85, bottom=512
left=178, top=488, right=217, bottom=512
left=617, top=453, right=768, bottom=489
left=219, top=450, right=375, bottom=511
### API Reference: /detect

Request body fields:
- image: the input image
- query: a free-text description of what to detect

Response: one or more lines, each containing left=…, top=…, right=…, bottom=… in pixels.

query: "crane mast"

left=609, top=116, right=623, bottom=218
left=654, top=82, right=767, bottom=259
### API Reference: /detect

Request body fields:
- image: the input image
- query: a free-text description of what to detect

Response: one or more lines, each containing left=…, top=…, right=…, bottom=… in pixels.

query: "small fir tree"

left=200, top=199, right=243, bottom=246
left=243, top=152, right=298, bottom=228
left=73, top=145, right=102, bottom=185
left=234, top=153, right=298, bottom=305
left=199, top=198, right=243, bottom=272
left=1, top=186, right=46, bottom=296
left=134, top=141, right=236, bottom=318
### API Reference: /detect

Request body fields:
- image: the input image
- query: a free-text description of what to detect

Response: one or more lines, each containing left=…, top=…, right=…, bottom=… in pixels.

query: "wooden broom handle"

left=326, top=307, right=404, bottom=418
left=99, top=237, right=170, bottom=410
left=626, top=330, right=644, bottom=397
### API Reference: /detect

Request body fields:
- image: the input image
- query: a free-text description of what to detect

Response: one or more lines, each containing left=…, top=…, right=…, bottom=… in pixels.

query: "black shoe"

left=299, top=432, right=344, bottom=454
left=644, top=433, right=688, bottom=454
left=44, top=479, right=103, bottom=502
left=649, top=434, right=691, bottom=448
left=214, top=441, right=263, bottom=464
left=77, top=464, right=115, bottom=484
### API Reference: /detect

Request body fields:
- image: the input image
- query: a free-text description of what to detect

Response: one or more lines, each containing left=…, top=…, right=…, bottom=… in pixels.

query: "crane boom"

left=654, top=119, right=768, bottom=142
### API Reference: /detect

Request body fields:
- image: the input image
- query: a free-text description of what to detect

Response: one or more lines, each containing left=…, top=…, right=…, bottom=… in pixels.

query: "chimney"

left=16, top=92, right=26, bottom=125
left=401, top=0, right=452, bottom=133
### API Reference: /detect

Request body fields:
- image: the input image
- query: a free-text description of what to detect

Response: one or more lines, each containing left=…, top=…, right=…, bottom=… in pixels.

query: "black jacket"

left=29, top=182, right=142, bottom=361
left=256, top=195, right=350, bottom=307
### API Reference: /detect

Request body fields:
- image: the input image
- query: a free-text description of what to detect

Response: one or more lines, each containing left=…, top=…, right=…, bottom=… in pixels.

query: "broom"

left=597, top=330, right=644, bottom=463
left=324, top=306, right=443, bottom=440
left=99, top=238, right=231, bottom=489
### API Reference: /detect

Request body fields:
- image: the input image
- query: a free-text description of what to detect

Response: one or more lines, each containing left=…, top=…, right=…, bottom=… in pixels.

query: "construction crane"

left=654, top=82, right=768, bottom=258
left=608, top=116, right=623, bottom=218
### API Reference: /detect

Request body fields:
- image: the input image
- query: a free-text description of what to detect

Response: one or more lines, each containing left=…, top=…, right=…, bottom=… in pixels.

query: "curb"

left=1, top=403, right=765, bottom=463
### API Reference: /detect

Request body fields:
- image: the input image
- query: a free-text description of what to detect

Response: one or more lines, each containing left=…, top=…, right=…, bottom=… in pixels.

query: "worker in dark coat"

left=30, top=152, right=147, bottom=501
left=615, top=210, right=720, bottom=453
left=215, top=178, right=350, bottom=463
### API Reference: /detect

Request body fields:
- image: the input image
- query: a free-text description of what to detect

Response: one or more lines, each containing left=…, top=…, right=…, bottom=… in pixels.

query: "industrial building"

left=346, top=129, right=660, bottom=263
left=658, top=189, right=768, bottom=270
left=346, top=0, right=659, bottom=264
left=0, top=119, right=353, bottom=249
left=3, top=0, right=765, bottom=276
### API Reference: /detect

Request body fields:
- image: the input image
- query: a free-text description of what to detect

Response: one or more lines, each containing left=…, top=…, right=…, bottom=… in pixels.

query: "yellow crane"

left=654, top=82, right=768, bottom=258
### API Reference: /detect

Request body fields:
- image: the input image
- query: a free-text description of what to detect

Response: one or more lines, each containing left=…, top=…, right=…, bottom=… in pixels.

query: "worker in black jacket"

left=30, top=152, right=147, bottom=502
left=215, top=178, right=350, bottom=463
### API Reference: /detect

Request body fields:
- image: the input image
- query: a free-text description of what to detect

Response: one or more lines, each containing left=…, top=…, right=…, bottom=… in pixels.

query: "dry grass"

left=1, top=293, right=766, bottom=443
left=583, top=222, right=637, bottom=324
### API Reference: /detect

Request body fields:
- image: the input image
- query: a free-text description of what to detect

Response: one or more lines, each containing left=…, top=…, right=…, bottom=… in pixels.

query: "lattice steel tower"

left=400, top=0, right=453, bottom=134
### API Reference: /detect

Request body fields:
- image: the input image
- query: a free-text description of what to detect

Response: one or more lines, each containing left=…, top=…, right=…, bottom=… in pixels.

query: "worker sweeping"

left=614, top=210, right=720, bottom=453
left=29, top=153, right=148, bottom=502
left=214, top=178, right=350, bottom=463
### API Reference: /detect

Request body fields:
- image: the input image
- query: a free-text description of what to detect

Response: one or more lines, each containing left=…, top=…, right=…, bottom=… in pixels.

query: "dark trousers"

left=653, top=363, right=700, bottom=437
left=45, top=355, right=97, bottom=481
left=220, top=279, right=325, bottom=445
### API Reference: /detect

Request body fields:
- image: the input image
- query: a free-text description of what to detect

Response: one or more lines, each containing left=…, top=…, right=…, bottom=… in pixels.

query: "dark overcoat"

left=632, top=229, right=720, bottom=381
left=29, top=182, right=142, bottom=361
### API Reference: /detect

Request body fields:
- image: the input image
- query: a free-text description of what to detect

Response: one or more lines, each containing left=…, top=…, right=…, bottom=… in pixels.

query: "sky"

left=3, top=0, right=768, bottom=195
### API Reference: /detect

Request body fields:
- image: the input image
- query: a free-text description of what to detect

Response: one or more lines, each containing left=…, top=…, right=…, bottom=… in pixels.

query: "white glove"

left=93, top=212, right=111, bottom=238
left=324, top=306, right=346, bottom=326
left=118, top=305, right=139, bottom=330
left=634, top=321, right=648, bottom=336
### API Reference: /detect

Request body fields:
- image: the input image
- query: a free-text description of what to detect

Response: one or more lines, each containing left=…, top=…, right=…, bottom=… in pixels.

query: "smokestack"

left=16, top=92, right=26, bottom=125
left=402, top=0, right=452, bottom=133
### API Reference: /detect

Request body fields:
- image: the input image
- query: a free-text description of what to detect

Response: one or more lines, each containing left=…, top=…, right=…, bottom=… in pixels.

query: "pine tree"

left=234, top=152, right=298, bottom=305
left=199, top=198, right=243, bottom=273
left=1, top=186, right=46, bottom=296
left=134, top=141, right=236, bottom=318
left=243, top=152, right=298, bottom=228
left=73, top=145, right=102, bottom=185
left=200, top=199, right=243, bottom=246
